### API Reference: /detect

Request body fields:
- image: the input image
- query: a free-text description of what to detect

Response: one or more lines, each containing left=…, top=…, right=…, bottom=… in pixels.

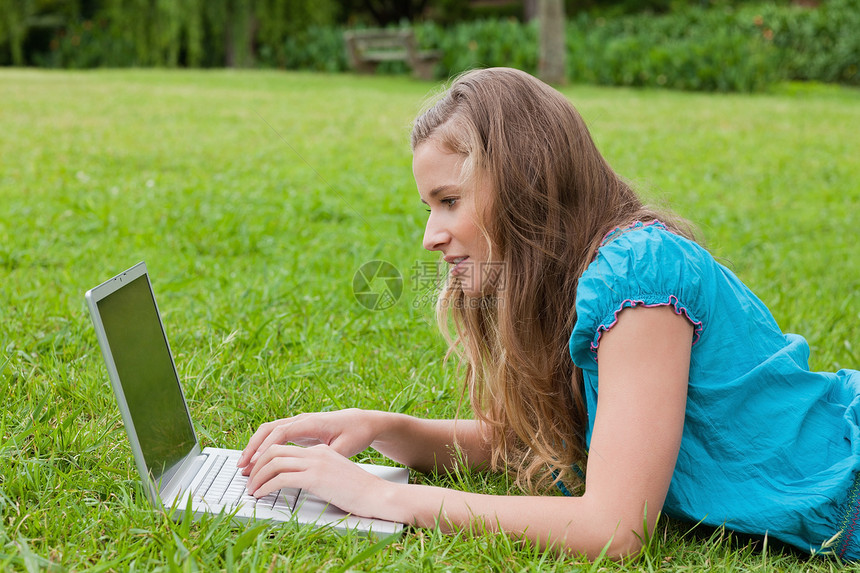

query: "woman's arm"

left=247, top=305, right=691, bottom=559
left=376, top=306, right=692, bottom=557
left=370, top=415, right=491, bottom=472
left=582, top=304, right=691, bottom=551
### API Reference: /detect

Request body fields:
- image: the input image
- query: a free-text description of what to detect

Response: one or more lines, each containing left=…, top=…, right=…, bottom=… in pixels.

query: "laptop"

left=85, top=261, right=408, bottom=535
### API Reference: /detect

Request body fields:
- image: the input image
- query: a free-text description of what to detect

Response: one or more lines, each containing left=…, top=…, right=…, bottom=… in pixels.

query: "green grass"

left=1, top=68, right=858, bottom=571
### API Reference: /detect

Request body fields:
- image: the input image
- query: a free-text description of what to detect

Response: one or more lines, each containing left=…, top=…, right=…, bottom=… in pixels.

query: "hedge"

left=267, top=0, right=860, bottom=92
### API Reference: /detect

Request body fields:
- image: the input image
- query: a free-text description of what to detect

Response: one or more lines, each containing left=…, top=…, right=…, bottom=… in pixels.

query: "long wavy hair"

left=411, top=68, right=693, bottom=493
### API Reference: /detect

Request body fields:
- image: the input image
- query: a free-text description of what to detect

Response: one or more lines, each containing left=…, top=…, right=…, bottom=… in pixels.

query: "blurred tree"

left=538, top=0, right=565, bottom=83
left=356, top=0, right=432, bottom=25
left=100, top=0, right=206, bottom=66
left=0, top=0, right=33, bottom=64
left=0, top=0, right=80, bottom=65
left=0, top=0, right=336, bottom=67
left=256, top=0, right=336, bottom=66
left=429, top=0, right=524, bottom=24
left=524, top=0, right=537, bottom=19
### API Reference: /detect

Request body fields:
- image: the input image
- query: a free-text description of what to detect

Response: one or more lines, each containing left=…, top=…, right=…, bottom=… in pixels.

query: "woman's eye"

left=442, top=198, right=458, bottom=207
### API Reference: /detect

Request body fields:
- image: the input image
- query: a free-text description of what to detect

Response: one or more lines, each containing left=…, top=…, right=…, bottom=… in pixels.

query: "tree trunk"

left=225, top=0, right=255, bottom=68
left=537, top=0, right=566, bottom=85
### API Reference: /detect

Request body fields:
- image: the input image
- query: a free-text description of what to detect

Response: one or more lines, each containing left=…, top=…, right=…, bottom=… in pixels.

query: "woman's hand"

left=236, top=408, right=382, bottom=476
left=245, top=443, right=395, bottom=518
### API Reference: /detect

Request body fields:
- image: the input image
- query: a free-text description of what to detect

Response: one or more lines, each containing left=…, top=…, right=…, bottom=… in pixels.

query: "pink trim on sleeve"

left=599, top=220, right=668, bottom=248
left=590, top=295, right=704, bottom=359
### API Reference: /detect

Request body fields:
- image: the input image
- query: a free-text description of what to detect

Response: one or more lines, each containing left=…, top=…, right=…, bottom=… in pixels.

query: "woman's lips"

left=450, top=256, right=469, bottom=276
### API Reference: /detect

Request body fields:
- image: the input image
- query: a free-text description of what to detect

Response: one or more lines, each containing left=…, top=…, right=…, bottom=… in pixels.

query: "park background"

left=1, top=0, right=859, bottom=90
left=2, top=0, right=860, bottom=570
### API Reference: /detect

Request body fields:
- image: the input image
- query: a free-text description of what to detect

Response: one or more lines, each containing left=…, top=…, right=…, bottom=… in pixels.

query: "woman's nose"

left=423, top=215, right=449, bottom=252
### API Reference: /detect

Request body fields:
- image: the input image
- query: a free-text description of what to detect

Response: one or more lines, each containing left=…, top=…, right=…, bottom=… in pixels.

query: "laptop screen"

left=96, top=273, right=197, bottom=481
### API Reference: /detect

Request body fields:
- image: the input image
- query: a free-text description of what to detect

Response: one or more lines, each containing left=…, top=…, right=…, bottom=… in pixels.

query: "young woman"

left=237, top=67, right=860, bottom=560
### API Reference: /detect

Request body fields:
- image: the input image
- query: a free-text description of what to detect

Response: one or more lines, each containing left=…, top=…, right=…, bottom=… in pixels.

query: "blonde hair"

left=411, top=68, right=693, bottom=493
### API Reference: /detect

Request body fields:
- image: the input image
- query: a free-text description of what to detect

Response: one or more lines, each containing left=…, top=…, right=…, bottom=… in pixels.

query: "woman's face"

left=413, top=141, right=494, bottom=297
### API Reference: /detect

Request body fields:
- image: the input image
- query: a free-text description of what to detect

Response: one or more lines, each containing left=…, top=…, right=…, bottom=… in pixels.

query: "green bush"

left=566, top=9, right=780, bottom=91
left=409, top=13, right=776, bottom=92
left=738, top=0, right=859, bottom=85
left=416, top=18, right=538, bottom=75
left=259, top=25, right=349, bottom=72
left=31, top=19, right=136, bottom=68
left=411, top=1, right=855, bottom=91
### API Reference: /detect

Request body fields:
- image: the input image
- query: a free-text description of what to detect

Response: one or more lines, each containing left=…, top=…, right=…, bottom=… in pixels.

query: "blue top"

left=568, top=221, right=860, bottom=558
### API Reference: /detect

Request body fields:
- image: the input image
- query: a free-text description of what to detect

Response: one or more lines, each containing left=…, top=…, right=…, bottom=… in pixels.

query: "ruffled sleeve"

left=569, top=223, right=709, bottom=370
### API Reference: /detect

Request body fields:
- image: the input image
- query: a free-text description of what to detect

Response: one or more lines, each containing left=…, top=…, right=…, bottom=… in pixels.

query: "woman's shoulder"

left=595, top=220, right=707, bottom=263
left=581, top=220, right=715, bottom=292
left=571, top=221, right=714, bottom=365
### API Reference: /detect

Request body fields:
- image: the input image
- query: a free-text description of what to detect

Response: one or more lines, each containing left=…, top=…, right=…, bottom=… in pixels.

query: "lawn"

left=1, top=69, right=858, bottom=571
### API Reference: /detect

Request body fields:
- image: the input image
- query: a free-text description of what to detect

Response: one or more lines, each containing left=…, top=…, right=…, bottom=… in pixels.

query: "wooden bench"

left=343, top=29, right=441, bottom=81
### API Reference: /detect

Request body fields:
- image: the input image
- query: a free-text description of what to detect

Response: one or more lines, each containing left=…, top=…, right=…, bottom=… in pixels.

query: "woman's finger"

left=247, top=447, right=309, bottom=497
left=238, top=419, right=283, bottom=467
left=240, top=415, right=315, bottom=473
left=247, top=443, right=308, bottom=490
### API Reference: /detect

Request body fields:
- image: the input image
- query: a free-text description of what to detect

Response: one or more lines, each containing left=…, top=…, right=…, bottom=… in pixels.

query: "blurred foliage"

left=0, top=0, right=337, bottom=67
left=749, top=0, right=860, bottom=84
left=416, top=18, right=538, bottom=76
left=1, top=0, right=806, bottom=67
left=430, top=0, right=797, bottom=22
left=421, top=0, right=859, bottom=90
left=259, top=25, right=349, bottom=72
left=565, top=8, right=780, bottom=91
left=564, top=0, right=787, bottom=16
left=0, top=0, right=79, bottom=65
left=1, top=0, right=858, bottom=92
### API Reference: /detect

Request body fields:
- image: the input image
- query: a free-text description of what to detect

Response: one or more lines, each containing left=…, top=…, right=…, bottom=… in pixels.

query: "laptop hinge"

left=159, top=446, right=206, bottom=501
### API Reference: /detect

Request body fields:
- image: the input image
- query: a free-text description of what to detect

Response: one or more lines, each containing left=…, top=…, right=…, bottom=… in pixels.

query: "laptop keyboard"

left=192, top=454, right=300, bottom=516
